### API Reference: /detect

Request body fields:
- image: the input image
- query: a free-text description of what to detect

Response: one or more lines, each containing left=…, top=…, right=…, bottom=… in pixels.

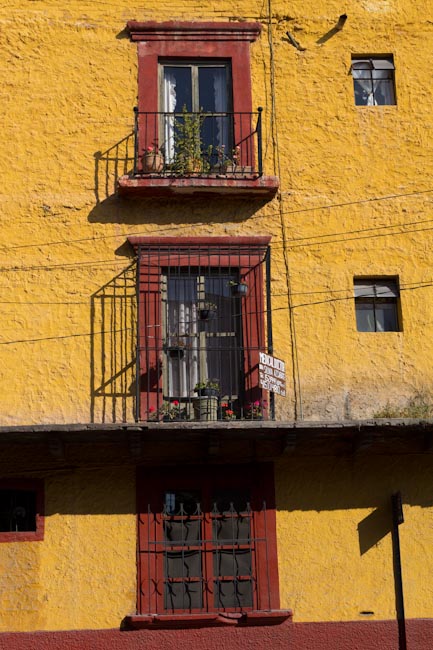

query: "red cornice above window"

left=126, top=21, right=262, bottom=42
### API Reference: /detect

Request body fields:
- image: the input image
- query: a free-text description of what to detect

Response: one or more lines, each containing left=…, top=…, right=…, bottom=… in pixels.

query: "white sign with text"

left=259, top=352, right=286, bottom=396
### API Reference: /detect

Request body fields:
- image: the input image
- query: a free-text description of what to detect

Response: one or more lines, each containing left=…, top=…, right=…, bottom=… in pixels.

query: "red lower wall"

left=1, top=620, right=432, bottom=650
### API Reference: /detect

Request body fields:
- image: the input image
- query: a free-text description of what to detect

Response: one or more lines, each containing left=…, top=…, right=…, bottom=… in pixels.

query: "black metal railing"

left=132, top=108, right=263, bottom=177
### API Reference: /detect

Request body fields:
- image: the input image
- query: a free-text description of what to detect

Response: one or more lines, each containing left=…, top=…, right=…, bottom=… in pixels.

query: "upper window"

left=354, top=278, right=400, bottom=332
left=119, top=21, right=280, bottom=197
left=160, top=61, right=233, bottom=167
left=351, top=56, right=396, bottom=106
left=0, top=479, right=44, bottom=542
left=133, top=463, right=282, bottom=623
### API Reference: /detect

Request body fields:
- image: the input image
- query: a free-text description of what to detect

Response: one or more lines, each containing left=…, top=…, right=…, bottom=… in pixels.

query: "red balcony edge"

left=124, top=610, right=293, bottom=629
left=117, top=174, right=279, bottom=199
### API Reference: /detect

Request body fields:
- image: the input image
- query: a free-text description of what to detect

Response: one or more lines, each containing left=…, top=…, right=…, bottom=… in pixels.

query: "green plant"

left=173, top=105, right=207, bottom=174
left=194, top=379, right=220, bottom=392
left=373, top=391, right=433, bottom=419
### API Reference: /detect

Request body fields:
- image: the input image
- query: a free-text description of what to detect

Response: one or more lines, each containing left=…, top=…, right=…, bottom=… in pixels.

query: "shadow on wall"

left=90, top=262, right=137, bottom=423
left=94, top=132, right=134, bottom=204
left=91, top=135, right=268, bottom=225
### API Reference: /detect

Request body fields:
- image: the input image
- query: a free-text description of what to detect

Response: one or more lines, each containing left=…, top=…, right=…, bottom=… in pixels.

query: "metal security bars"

left=135, top=238, right=272, bottom=422
left=139, top=495, right=272, bottom=615
left=133, top=109, right=263, bottom=178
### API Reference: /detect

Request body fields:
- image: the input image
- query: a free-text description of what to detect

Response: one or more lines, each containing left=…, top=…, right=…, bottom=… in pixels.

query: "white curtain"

left=213, top=68, right=229, bottom=150
left=167, top=291, right=199, bottom=397
left=163, top=71, right=177, bottom=163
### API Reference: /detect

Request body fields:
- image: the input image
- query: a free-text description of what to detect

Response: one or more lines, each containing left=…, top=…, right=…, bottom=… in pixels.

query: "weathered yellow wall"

left=1, top=0, right=433, bottom=424
left=1, top=457, right=433, bottom=631
left=276, top=454, right=433, bottom=622
left=0, top=468, right=136, bottom=632
left=1, top=0, right=433, bottom=634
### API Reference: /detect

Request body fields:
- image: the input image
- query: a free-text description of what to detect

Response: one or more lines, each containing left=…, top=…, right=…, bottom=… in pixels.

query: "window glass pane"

left=355, top=303, right=376, bottom=332
left=354, top=79, right=373, bottom=105
left=214, top=579, right=253, bottom=608
left=165, top=581, right=203, bottom=610
left=374, top=79, right=395, bottom=105
left=165, top=550, right=201, bottom=577
left=164, top=490, right=201, bottom=516
left=198, top=66, right=231, bottom=158
left=212, top=489, right=251, bottom=542
left=214, top=548, right=252, bottom=577
left=164, top=519, right=201, bottom=542
left=375, top=301, right=398, bottom=331
left=166, top=276, right=198, bottom=396
left=163, top=66, right=192, bottom=112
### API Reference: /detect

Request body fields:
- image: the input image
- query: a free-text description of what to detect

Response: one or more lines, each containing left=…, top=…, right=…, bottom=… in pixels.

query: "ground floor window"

left=136, top=463, right=279, bottom=617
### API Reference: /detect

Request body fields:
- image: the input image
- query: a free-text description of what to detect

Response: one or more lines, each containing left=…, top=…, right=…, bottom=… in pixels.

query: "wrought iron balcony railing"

left=132, top=108, right=263, bottom=178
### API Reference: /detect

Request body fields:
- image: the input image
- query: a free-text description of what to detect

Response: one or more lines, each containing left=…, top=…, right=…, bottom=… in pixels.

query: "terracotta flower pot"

left=142, top=152, right=164, bottom=173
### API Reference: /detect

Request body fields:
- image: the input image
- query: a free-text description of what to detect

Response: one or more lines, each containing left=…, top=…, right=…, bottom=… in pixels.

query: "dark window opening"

left=0, top=489, right=37, bottom=533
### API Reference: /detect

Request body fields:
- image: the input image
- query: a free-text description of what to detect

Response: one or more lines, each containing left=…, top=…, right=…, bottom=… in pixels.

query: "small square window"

left=354, top=278, right=400, bottom=332
left=351, top=56, right=396, bottom=106
left=0, top=479, right=44, bottom=542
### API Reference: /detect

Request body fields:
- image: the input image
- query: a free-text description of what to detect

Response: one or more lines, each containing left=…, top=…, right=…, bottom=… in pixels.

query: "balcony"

left=131, top=236, right=274, bottom=422
left=118, top=109, right=279, bottom=199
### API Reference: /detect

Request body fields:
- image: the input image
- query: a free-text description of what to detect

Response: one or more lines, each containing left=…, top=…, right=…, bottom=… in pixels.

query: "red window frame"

left=127, top=21, right=262, bottom=166
left=136, top=463, right=280, bottom=618
left=128, top=236, right=270, bottom=421
left=0, top=479, right=45, bottom=542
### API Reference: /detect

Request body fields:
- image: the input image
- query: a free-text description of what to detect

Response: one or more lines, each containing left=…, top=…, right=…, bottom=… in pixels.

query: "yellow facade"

left=1, top=0, right=433, bottom=638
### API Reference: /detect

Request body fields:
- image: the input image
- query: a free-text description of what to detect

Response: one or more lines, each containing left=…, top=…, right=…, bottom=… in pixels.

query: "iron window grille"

left=136, top=464, right=280, bottom=617
left=132, top=237, right=273, bottom=422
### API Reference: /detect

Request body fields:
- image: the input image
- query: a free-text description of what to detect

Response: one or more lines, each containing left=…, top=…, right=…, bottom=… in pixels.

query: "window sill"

left=117, top=174, right=279, bottom=200
left=124, top=610, right=292, bottom=629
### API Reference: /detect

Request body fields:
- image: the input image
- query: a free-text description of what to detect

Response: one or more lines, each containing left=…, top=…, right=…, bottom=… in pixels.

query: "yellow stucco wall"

left=0, top=468, right=137, bottom=632
left=1, top=0, right=433, bottom=634
left=276, top=455, right=433, bottom=622
left=1, top=457, right=433, bottom=631
left=1, top=0, right=433, bottom=424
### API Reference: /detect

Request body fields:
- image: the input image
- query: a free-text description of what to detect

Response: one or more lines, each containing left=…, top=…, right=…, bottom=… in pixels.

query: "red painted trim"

left=128, top=236, right=271, bottom=250
left=125, top=610, right=291, bottom=629
left=127, top=21, right=262, bottom=42
left=2, top=619, right=433, bottom=650
left=0, top=478, right=44, bottom=542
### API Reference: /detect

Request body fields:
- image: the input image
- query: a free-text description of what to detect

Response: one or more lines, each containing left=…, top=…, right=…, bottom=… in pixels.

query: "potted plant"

left=224, top=145, right=241, bottom=174
left=228, top=280, right=248, bottom=296
left=198, top=301, right=217, bottom=321
left=244, top=399, right=268, bottom=420
left=159, top=400, right=185, bottom=421
left=221, top=401, right=237, bottom=420
left=193, top=379, right=220, bottom=397
left=164, top=337, right=186, bottom=359
left=173, top=105, right=206, bottom=175
left=142, top=144, right=164, bottom=173
left=192, top=379, right=219, bottom=421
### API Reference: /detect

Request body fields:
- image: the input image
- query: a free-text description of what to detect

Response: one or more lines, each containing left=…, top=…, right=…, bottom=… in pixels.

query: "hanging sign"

left=259, top=352, right=286, bottom=396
